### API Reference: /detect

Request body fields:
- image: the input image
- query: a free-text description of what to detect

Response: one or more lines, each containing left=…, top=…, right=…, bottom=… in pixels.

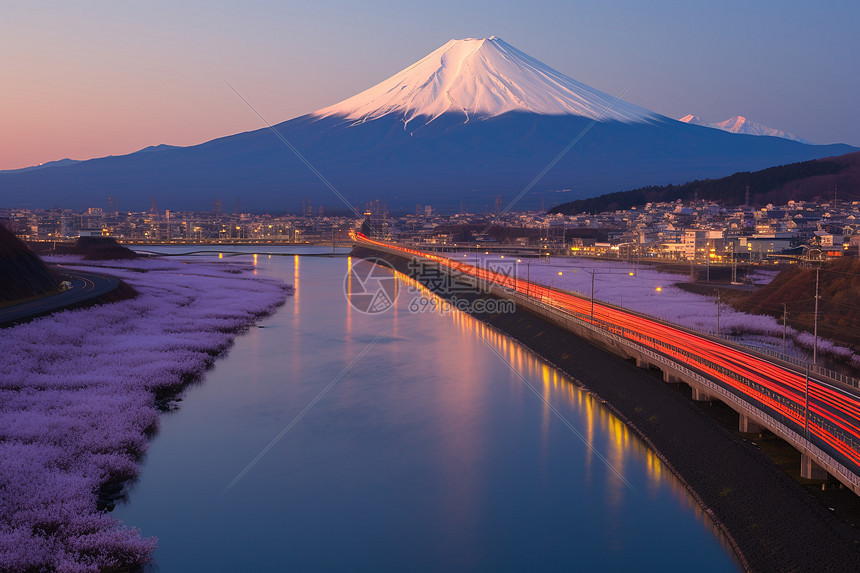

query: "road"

left=356, top=233, right=860, bottom=478
left=0, top=268, right=120, bottom=326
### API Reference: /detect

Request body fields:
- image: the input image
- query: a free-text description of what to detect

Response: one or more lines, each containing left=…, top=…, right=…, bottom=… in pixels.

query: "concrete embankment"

left=355, top=245, right=860, bottom=573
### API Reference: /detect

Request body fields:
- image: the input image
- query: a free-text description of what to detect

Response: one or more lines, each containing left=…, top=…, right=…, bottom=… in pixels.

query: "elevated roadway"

left=355, top=232, right=860, bottom=493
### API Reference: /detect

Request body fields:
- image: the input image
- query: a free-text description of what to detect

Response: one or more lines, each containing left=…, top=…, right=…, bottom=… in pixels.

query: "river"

left=113, top=247, right=738, bottom=571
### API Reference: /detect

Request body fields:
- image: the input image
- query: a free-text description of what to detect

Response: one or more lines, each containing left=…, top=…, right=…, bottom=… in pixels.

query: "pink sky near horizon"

left=0, top=2, right=359, bottom=169
left=2, top=1, right=858, bottom=170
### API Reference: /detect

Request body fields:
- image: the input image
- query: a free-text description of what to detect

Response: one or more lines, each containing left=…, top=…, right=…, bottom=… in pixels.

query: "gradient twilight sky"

left=2, top=0, right=858, bottom=170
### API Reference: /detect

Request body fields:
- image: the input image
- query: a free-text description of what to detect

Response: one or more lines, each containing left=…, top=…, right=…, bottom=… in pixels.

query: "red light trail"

left=355, top=233, right=860, bottom=475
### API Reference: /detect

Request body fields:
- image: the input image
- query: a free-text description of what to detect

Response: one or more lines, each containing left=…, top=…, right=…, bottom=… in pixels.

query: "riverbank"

left=0, top=257, right=290, bottom=572
left=362, top=246, right=860, bottom=572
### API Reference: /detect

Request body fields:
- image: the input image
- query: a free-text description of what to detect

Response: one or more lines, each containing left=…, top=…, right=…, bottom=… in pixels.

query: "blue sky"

left=2, top=0, right=857, bottom=168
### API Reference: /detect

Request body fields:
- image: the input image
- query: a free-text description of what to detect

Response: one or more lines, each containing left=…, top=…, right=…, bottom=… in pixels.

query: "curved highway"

left=355, top=232, right=860, bottom=479
left=0, top=268, right=120, bottom=326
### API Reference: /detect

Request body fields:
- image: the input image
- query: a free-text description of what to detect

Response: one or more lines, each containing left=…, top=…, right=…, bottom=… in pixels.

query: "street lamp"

left=574, top=268, right=599, bottom=322
left=576, top=267, right=639, bottom=323
left=813, top=268, right=820, bottom=364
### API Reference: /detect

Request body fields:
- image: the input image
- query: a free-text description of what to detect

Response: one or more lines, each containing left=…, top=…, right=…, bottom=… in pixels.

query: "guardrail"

left=682, top=330, right=860, bottom=391
left=501, top=285, right=860, bottom=490
left=488, top=281, right=860, bottom=490
left=355, top=236, right=860, bottom=491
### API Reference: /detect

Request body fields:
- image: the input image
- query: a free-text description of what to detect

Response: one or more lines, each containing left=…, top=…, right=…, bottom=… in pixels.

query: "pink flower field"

left=0, top=257, right=289, bottom=572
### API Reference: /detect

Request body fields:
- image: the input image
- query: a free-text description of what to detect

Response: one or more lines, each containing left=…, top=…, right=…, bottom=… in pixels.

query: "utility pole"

left=805, top=363, right=811, bottom=439
left=783, top=303, right=788, bottom=354
left=731, top=242, right=737, bottom=284
left=716, top=291, right=721, bottom=335
left=706, top=241, right=711, bottom=282
left=526, top=261, right=530, bottom=298
left=590, top=271, right=595, bottom=323
left=813, top=268, right=820, bottom=365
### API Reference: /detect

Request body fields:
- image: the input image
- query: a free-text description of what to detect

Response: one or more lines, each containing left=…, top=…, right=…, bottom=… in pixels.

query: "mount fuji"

left=1, top=37, right=853, bottom=212
left=313, top=37, right=657, bottom=126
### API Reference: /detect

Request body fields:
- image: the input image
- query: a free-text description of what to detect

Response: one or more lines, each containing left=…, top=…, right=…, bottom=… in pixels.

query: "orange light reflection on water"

left=345, top=256, right=352, bottom=338
left=390, top=265, right=723, bottom=537
left=293, top=254, right=299, bottom=310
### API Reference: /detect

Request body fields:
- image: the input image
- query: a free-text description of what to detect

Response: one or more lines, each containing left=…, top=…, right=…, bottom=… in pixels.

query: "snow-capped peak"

left=679, top=114, right=811, bottom=144
left=313, top=37, right=658, bottom=127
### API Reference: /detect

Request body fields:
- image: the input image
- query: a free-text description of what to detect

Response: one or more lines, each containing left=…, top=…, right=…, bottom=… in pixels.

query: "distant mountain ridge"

left=0, top=158, right=81, bottom=174
left=1, top=144, right=178, bottom=174
left=0, top=37, right=854, bottom=212
left=679, top=114, right=811, bottom=144
left=549, top=150, right=860, bottom=215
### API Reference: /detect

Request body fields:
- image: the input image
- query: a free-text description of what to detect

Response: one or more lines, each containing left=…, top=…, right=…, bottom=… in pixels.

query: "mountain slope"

left=314, top=37, right=657, bottom=126
left=680, top=114, right=810, bottom=144
left=549, top=150, right=860, bottom=214
left=0, top=224, right=59, bottom=303
left=0, top=158, right=81, bottom=174
left=730, top=257, right=860, bottom=350
left=0, top=38, right=854, bottom=213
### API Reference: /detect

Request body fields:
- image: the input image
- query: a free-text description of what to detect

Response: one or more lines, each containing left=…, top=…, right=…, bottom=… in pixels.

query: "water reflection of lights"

left=392, top=265, right=731, bottom=546
left=293, top=254, right=300, bottom=315
left=400, top=269, right=655, bottom=475
left=345, top=256, right=352, bottom=334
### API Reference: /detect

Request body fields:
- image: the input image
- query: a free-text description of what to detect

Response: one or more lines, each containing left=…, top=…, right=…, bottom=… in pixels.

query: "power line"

left=820, top=298, right=860, bottom=313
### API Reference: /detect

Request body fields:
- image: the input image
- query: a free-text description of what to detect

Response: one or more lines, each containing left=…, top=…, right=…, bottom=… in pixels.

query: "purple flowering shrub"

left=0, top=258, right=289, bottom=572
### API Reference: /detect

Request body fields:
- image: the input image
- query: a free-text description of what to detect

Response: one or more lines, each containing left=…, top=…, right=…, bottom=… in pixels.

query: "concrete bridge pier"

left=690, top=387, right=713, bottom=402
left=801, top=454, right=829, bottom=480
left=738, top=414, right=763, bottom=434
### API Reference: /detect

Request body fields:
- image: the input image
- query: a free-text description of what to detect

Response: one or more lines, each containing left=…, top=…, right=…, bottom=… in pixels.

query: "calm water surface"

left=114, top=247, right=738, bottom=571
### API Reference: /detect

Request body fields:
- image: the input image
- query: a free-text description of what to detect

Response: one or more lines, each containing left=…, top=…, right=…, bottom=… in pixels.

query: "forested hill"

left=730, top=257, right=860, bottom=350
left=0, top=224, right=60, bottom=304
left=550, top=150, right=860, bottom=215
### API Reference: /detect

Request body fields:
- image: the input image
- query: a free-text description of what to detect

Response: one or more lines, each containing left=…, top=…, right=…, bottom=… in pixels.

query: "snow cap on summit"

left=679, top=114, right=810, bottom=143
left=313, top=37, right=658, bottom=126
